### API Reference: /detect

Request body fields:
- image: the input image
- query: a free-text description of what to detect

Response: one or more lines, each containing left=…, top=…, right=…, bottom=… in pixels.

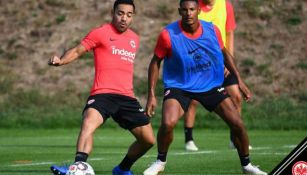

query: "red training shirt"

left=81, top=23, right=139, bottom=97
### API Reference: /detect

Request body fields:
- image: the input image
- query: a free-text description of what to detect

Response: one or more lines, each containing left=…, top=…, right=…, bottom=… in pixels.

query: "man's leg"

left=50, top=108, right=103, bottom=175
left=183, top=100, right=199, bottom=151
left=158, top=99, right=185, bottom=155
left=115, top=123, right=155, bottom=173
left=144, top=99, right=184, bottom=175
left=225, top=84, right=242, bottom=114
left=214, top=98, right=267, bottom=174
left=225, top=84, right=253, bottom=150
left=214, top=98, right=248, bottom=156
left=76, top=108, right=104, bottom=161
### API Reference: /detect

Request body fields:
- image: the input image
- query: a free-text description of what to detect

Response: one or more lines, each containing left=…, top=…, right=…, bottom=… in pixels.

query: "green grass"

left=0, top=128, right=305, bottom=174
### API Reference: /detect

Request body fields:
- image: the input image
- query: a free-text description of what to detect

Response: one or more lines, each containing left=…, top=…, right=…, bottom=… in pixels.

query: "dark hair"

left=113, top=0, right=135, bottom=12
left=179, top=0, right=199, bottom=6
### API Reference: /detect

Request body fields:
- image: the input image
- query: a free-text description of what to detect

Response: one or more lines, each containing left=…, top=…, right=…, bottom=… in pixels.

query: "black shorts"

left=222, top=73, right=238, bottom=87
left=163, top=87, right=230, bottom=112
left=83, top=94, right=150, bottom=130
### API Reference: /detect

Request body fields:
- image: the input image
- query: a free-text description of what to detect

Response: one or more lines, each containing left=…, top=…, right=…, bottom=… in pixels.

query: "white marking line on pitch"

left=143, top=150, right=217, bottom=158
left=282, top=145, right=296, bottom=149
left=9, top=162, right=55, bottom=167
left=8, top=144, right=293, bottom=167
left=257, top=152, right=288, bottom=155
left=250, top=147, right=272, bottom=150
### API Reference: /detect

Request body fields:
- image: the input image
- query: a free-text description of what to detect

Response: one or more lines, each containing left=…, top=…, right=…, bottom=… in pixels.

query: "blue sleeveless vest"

left=163, top=20, right=224, bottom=92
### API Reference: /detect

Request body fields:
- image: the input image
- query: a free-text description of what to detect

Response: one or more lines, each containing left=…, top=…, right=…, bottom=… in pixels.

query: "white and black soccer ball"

left=66, top=161, right=95, bottom=175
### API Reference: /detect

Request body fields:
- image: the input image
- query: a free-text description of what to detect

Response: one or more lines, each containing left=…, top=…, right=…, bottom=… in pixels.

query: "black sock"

left=184, top=127, right=193, bottom=143
left=118, top=155, right=136, bottom=171
left=230, top=132, right=234, bottom=142
left=75, top=152, right=88, bottom=162
left=239, top=154, right=250, bottom=166
left=157, top=151, right=167, bottom=162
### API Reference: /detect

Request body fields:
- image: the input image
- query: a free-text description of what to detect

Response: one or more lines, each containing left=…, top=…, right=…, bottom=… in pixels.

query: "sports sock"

left=230, top=131, right=235, bottom=143
left=239, top=154, right=250, bottom=166
left=184, top=127, right=193, bottom=143
left=157, top=151, right=167, bottom=162
left=118, top=155, right=136, bottom=171
left=75, top=152, right=88, bottom=162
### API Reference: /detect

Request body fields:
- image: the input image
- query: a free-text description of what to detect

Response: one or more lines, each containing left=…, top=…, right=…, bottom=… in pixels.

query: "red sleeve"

left=213, top=25, right=224, bottom=49
left=81, top=28, right=102, bottom=51
left=154, top=29, right=171, bottom=59
left=226, top=0, right=236, bottom=32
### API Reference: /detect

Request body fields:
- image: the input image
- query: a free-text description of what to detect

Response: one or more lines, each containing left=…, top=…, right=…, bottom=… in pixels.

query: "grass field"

left=0, top=128, right=305, bottom=175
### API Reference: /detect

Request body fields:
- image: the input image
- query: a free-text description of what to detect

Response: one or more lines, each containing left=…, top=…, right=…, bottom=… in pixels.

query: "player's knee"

left=164, top=119, right=177, bottom=130
left=230, top=119, right=245, bottom=133
left=145, top=137, right=155, bottom=148
left=160, top=121, right=176, bottom=134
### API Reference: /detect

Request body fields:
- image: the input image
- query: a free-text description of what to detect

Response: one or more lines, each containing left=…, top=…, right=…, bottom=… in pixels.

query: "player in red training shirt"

left=48, top=1, right=155, bottom=175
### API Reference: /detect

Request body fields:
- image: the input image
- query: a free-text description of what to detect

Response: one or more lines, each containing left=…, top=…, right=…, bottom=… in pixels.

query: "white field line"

left=250, top=146, right=272, bottom=150
left=8, top=145, right=292, bottom=167
left=282, top=145, right=297, bottom=149
left=9, top=162, right=55, bottom=167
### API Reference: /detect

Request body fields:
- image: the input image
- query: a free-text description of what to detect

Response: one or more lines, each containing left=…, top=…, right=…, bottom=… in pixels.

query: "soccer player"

left=183, top=0, right=252, bottom=151
left=48, top=0, right=155, bottom=175
left=143, top=0, right=267, bottom=174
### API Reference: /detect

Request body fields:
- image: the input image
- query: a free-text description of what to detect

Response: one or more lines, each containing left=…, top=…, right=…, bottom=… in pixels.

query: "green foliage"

left=134, top=78, right=164, bottom=97
left=1, top=87, right=306, bottom=130
left=56, top=15, right=66, bottom=24
left=171, top=96, right=307, bottom=130
left=242, top=96, right=307, bottom=130
left=45, top=0, right=64, bottom=7
left=0, top=89, right=86, bottom=128
left=241, top=58, right=256, bottom=67
left=0, top=67, right=15, bottom=94
left=5, top=52, right=18, bottom=60
left=287, top=16, right=302, bottom=26
left=296, top=62, right=307, bottom=70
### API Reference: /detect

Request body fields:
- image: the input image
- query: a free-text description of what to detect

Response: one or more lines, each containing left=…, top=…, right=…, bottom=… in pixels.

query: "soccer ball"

left=66, top=161, right=95, bottom=175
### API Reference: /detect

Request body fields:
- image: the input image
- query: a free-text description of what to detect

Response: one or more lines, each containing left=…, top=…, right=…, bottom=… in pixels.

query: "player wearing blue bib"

left=143, top=0, right=267, bottom=175
left=163, top=20, right=224, bottom=92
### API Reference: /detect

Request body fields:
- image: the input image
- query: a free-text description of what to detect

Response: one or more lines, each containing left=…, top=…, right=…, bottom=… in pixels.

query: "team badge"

left=164, top=89, right=171, bottom=97
left=292, top=161, right=307, bottom=175
left=130, top=40, right=136, bottom=48
left=87, top=99, right=95, bottom=105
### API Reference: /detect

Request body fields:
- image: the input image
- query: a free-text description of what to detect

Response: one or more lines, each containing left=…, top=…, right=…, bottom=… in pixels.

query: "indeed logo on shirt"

left=111, top=46, right=136, bottom=63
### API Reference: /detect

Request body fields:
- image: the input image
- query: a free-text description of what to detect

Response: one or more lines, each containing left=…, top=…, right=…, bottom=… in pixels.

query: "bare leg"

left=226, top=84, right=242, bottom=114
left=184, top=100, right=198, bottom=128
left=76, top=108, right=104, bottom=154
left=214, top=98, right=249, bottom=156
left=128, top=123, right=155, bottom=159
left=157, top=99, right=184, bottom=153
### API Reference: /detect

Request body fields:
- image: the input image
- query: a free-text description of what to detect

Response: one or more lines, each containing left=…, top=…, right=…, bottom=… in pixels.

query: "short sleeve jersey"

left=81, top=23, right=139, bottom=97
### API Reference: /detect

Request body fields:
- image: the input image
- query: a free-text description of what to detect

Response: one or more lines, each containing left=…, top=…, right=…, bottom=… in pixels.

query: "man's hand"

left=48, top=55, right=61, bottom=66
left=145, top=95, right=157, bottom=117
left=238, top=80, right=252, bottom=102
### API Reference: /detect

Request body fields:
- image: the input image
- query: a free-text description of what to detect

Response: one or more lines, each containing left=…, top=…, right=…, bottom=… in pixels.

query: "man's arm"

left=48, top=44, right=87, bottom=66
left=146, top=55, right=162, bottom=117
left=222, top=48, right=252, bottom=101
left=226, top=30, right=234, bottom=56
